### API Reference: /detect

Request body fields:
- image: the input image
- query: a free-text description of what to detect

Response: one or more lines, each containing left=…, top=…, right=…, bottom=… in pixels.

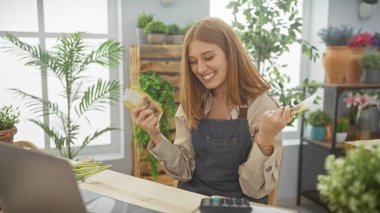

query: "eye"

left=205, top=56, right=214, bottom=61
left=188, top=60, right=197, bottom=65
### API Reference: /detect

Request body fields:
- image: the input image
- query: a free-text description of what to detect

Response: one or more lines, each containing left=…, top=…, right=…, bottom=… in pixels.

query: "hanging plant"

left=133, top=72, right=176, bottom=178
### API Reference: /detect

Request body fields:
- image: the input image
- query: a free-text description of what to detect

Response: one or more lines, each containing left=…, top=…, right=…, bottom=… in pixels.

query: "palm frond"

left=72, top=127, right=118, bottom=157
left=2, top=33, right=59, bottom=75
left=30, top=119, right=66, bottom=153
left=10, top=88, right=60, bottom=117
left=76, top=79, right=120, bottom=116
left=80, top=39, right=124, bottom=70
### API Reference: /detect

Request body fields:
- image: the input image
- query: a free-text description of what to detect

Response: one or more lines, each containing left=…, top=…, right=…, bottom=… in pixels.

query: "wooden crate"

left=129, top=45, right=182, bottom=186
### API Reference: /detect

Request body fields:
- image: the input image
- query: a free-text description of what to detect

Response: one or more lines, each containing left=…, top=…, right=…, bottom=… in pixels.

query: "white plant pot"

left=147, top=34, right=166, bottom=45
left=136, top=28, right=147, bottom=44
left=336, top=132, right=348, bottom=143
left=359, top=2, right=377, bottom=20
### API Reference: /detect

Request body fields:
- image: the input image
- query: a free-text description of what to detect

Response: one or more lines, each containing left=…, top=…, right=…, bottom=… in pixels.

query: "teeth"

left=203, top=72, right=214, bottom=80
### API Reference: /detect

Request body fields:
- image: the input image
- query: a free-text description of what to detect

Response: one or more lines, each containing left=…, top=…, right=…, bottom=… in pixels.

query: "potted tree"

left=2, top=32, right=123, bottom=159
left=308, top=109, right=331, bottom=141
left=136, top=12, right=154, bottom=44
left=359, top=51, right=380, bottom=83
left=166, top=24, right=184, bottom=45
left=144, top=21, right=168, bottom=45
left=0, top=105, right=20, bottom=143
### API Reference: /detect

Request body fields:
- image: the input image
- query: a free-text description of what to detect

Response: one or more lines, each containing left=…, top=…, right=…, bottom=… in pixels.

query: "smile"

left=202, top=72, right=215, bottom=80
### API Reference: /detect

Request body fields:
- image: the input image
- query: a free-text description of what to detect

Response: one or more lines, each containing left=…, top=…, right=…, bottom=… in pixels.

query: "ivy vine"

left=133, top=72, right=176, bottom=178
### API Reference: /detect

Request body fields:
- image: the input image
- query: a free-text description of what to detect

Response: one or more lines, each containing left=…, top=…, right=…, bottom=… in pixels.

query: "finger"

left=281, top=106, right=292, bottom=124
left=141, top=113, right=156, bottom=127
left=136, top=109, right=154, bottom=124
left=274, top=107, right=283, bottom=118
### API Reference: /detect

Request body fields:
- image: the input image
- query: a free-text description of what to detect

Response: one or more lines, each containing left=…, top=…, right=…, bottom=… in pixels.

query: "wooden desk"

left=345, top=139, right=380, bottom=150
left=79, top=170, right=297, bottom=213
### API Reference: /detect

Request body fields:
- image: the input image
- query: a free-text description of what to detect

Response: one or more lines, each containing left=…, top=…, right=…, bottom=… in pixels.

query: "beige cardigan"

left=147, top=92, right=282, bottom=199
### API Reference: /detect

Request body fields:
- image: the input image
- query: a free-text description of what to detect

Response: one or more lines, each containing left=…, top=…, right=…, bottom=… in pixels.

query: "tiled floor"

left=279, top=197, right=329, bottom=213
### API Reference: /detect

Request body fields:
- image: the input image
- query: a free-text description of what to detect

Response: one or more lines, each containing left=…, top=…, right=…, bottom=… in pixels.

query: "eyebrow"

left=188, top=50, right=214, bottom=59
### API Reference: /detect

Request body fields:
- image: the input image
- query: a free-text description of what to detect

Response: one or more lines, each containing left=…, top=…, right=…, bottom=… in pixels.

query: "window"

left=210, top=0, right=307, bottom=138
left=0, top=0, right=123, bottom=159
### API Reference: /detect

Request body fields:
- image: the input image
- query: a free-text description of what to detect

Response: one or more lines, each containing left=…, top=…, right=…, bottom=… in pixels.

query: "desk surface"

left=345, top=139, right=380, bottom=150
left=79, top=170, right=297, bottom=213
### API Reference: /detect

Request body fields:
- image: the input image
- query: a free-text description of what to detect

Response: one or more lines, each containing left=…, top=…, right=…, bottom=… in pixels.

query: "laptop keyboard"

left=80, top=189, right=159, bottom=213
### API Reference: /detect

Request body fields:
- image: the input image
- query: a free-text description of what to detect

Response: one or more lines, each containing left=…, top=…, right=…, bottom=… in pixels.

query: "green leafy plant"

left=318, top=146, right=380, bottom=212
left=227, top=0, right=320, bottom=122
left=144, top=21, right=168, bottom=34
left=336, top=117, right=349, bottom=133
left=136, top=12, right=154, bottom=28
left=0, top=105, right=20, bottom=131
left=2, top=32, right=123, bottom=159
left=133, top=72, right=176, bottom=178
left=308, top=109, right=331, bottom=127
left=167, top=24, right=183, bottom=35
left=360, top=52, right=380, bottom=70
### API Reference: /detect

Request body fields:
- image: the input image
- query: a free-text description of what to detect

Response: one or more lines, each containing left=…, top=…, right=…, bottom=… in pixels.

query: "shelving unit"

left=297, top=83, right=380, bottom=208
left=129, top=44, right=182, bottom=187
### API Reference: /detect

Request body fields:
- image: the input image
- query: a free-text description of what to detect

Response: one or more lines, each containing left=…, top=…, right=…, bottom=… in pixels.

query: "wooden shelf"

left=303, top=137, right=345, bottom=149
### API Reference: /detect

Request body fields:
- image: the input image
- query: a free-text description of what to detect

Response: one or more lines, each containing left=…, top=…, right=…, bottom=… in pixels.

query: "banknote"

left=288, top=92, right=319, bottom=122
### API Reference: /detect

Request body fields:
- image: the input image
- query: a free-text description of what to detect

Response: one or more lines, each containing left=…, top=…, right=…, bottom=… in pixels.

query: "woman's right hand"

left=131, top=105, right=162, bottom=145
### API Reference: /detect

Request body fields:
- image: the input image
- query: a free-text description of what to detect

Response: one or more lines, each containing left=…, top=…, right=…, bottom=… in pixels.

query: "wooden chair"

left=13, top=140, right=40, bottom=152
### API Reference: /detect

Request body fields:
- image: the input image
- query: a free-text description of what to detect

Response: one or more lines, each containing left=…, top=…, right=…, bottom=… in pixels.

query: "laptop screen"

left=0, top=142, right=160, bottom=213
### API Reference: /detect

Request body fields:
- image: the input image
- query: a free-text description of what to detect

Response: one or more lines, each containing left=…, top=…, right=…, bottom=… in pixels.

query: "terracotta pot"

left=323, top=46, right=350, bottom=84
left=346, top=47, right=365, bottom=83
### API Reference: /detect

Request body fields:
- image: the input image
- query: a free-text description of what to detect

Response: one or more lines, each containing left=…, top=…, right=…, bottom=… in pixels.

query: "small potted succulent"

left=359, top=52, right=380, bottom=83
left=166, top=24, right=184, bottom=45
left=359, top=0, right=379, bottom=20
left=335, top=117, right=349, bottom=143
left=144, top=21, right=168, bottom=45
left=317, top=25, right=353, bottom=83
left=0, top=105, right=20, bottom=143
left=136, top=12, right=154, bottom=44
left=308, top=109, right=331, bottom=141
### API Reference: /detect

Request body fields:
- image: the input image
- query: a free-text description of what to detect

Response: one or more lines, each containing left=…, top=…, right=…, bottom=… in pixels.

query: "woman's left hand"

left=258, top=106, right=292, bottom=145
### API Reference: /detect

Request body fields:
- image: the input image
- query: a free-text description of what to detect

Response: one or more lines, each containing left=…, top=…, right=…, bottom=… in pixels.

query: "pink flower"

left=348, top=32, right=373, bottom=47
left=343, top=92, right=355, bottom=108
left=354, top=94, right=369, bottom=111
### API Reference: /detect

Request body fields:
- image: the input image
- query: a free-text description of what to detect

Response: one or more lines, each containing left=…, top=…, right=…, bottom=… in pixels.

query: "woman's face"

left=187, top=39, right=228, bottom=91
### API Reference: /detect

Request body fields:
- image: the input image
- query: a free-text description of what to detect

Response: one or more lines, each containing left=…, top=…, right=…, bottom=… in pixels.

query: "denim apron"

left=179, top=102, right=268, bottom=204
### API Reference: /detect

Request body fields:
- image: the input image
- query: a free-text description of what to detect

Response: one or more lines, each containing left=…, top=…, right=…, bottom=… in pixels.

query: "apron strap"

left=238, top=97, right=248, bottom=118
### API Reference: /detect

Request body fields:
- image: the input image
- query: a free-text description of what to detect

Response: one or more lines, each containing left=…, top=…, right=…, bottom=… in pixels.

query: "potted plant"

left=144, top=21, right=168, bottom=45
left=359, top=0, right=379, bottom=20
left=335, top=117, right=349, bottom=143
left=317, top=25, right=353, bottom=83
left=346, top=32, right=373, bottom=83
left=2, top=32, right=123, bottom=159
left=317, top=146, right=380, bottom=212
left=360, top=52, right=380, bottom=83
left=0, top=105, right=20, bottom=143
left=308, top=109, right=331, bottom=141
left=372, top=32, right=380, bottom=51
left=136, top=12, right=154, bottom=44
left=166, top=24, right=184, bottom=45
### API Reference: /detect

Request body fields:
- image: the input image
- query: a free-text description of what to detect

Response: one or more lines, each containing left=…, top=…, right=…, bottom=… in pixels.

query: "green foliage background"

left=133, top=72, right=176, bottom=178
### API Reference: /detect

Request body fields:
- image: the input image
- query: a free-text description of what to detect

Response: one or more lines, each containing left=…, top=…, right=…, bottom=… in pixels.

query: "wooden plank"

left=141, top=174, right=179, bottom=187
left=140, top=60, right=181, bottom=73
left=159, top=74, right=180, bottom=88
left=129, top=45, right=140, bottom=86
left=138, top=45, right=182, bottom=59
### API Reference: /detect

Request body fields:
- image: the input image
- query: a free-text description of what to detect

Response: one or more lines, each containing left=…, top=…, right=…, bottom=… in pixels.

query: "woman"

left=132, top=17, right=292, bottom=203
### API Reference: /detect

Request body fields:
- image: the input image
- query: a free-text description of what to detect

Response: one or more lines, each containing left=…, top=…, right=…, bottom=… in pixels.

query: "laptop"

left=0, top=142, right=158, bottom=213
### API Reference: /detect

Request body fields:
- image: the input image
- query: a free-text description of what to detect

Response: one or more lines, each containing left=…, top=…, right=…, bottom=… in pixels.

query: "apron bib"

left=179, top=103, right=268, bottom=203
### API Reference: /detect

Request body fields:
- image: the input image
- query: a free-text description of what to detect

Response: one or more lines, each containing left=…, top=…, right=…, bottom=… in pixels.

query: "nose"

left=197, top=60, right=207, bottom=74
